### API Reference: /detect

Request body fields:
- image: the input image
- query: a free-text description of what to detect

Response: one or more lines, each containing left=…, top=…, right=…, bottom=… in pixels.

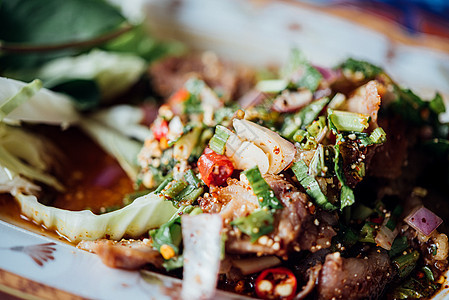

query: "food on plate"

left=0, top=3, right=448, bottom=298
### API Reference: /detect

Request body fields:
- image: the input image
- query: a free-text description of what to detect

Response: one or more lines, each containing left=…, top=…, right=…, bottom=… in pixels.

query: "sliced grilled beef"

left=316, top=250, right=393, bottom=300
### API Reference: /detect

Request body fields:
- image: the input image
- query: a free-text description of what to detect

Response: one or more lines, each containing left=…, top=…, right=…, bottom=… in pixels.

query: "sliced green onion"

left=308, top=144, right=333, bottom=177
left=369, top=127, right=387, bottom=144
left=299, top=97, right=329, bottom=129
left=359, top=222, right=376, bottom=243
left=184, top=169, right=202, bottom=188
left=422, top=266, right=435, bottom=282
left=242, top=166, right=283, bottom=210
left=328, top=109, right=370, bottom=132
left=231, top=208, right=275, bottom=242
left=333, top=136, right=356, bottom=210
left=209, top=125, right=230, bottom=155
left=393, top=250, right=420, bottom=278
left=179, top=187, right=204, bottom=206
left=292, top=129, right=308, bottom=143
left=291, top=160, right=337, bottom=211
left=307, top=116, right=326, bottom=137
left=281, top=97, right=329, bottom=139
left=163, top=180, right=188, bottom=199
left=256, top=79, right=288, bottom=93
left=0, top=79, right=42, bottom=121
left=154, top=177, right=174, bottom=194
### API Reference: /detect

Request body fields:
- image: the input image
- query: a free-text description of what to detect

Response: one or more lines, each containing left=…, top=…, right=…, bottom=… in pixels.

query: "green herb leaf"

left=291, top=160, right=337, bottom=211
left=281, top=48, right=323, bottom=92
left=389, top=236, right=409, bottom=258
left=339, top=58, right=383, bottom=80
left=0, top=0, right=127, bottom=69
left=0, top=0, right=125, bottom=46
left=231, top=209, right=275, bottom=242
left=393, top=250, right=420, bottom=278
left=429, top=93, right=446, bottom=114
left=242, top=166, right=283, bottom=210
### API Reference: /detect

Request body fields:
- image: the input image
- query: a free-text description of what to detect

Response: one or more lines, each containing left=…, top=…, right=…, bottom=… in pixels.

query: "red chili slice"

left=169, top=87, right=190, bottom=103
left=198, top=147, right=234, bottom=187
left=255, top=267, right=297, bottom=300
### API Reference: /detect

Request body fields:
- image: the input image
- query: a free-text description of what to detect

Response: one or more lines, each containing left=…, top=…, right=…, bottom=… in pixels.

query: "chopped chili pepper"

left=151, top=119, right=169, bottom=141
left=169, top=87, right=190, bottom=103
left=255, top=267, right=297, bottom=300
left=198, top=147, right=234, bottom=187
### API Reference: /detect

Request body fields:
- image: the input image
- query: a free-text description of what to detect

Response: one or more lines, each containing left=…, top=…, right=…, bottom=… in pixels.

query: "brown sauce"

left=0, top=125, right=137, bottom=242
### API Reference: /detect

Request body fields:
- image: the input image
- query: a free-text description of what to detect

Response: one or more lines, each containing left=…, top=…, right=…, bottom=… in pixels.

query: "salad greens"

left=17, top=192, right=177, bottom=242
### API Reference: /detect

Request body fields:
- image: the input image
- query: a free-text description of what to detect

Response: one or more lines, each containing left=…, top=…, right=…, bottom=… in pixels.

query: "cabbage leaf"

left=90, top=105, right=152, bottom=142
left=79, top=118, right=143, bottom=181
left=0, top=126, right=64, bottom=192
left=37, top=50, right=146, bottom=100
left=16, top=192, right=177, bottom=243
left=0, top=77, right=79, bottom=126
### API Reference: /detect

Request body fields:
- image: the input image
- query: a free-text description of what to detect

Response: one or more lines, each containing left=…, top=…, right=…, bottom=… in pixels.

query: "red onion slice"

left=404, top=206, right=443, bottom=237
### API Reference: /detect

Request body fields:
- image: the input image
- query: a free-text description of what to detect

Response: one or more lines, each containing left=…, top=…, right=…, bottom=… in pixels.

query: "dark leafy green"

left=0, top=0, right=124, bottom=45
left=339, top=58, right=383, bottom=80
left=46, top=78, right=100, bottom=110
left=0, top=0, right=126, bottom=69
left=231, top=209, right=275, bottom=242
left=281, top=48, right=322, bottom=92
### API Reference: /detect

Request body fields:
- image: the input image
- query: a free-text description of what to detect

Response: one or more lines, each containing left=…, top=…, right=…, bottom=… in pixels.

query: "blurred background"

left=301, top=0, right=449, bottom=39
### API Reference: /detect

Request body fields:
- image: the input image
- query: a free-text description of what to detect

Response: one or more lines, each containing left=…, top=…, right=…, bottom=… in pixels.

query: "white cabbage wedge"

left=16, top=192, right=177, bottom=243
left=233, top=119, right=296, bottom=174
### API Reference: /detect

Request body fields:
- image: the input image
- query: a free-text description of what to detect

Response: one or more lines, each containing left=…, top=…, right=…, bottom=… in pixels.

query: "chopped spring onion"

left=333, top=135, right=355, bottom=210
left=393, top=250, right=420, bottom=278
left=159, top=173, right=204, bottom=207
left=163, top=180, right=188, bottom=199
left=184, top=169, right=202, bottom=188
left=231, top=208, right=275, bottom=242
left=291, top=160, right=337, bottom=211
left=242, top=166, right=283, bottom=210
left=359, top=222, right=376, bottom=243
left=422, top=266, right=435, bottom=282
left=256, top=79, right=288, bottom=93
left=369, top=127, right=387, bottom=144
left=154, top=176, right=174, bottom=194
left=209, top=125, right=230, bottom=155
left=173, top=126, right=202, bottom=161
left=281, top=97, right=329, bottom=139
left=404, top=206, right=443, bottom=237
left=307, top=116, right=326, bottom=137
left=0, top=79, right=42, bottom=121
left=328, top=109, right=370, bottom=132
